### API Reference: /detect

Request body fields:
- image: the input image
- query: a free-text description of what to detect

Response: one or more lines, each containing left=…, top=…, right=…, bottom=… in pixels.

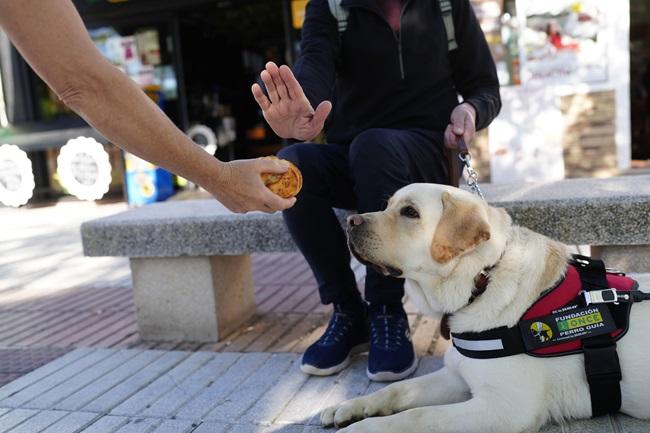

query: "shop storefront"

left=0, top=0, right=295, bottom=206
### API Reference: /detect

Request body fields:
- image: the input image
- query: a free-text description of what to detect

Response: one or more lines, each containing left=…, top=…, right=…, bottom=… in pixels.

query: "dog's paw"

left=321, top=397, right=392, bottom=428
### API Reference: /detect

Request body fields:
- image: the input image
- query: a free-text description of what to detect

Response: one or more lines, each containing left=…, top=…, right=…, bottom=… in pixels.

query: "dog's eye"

left=400, top=206, right=420, bottom=219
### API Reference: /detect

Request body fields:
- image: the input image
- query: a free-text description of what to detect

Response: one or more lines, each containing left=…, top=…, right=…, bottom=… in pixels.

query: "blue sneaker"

left=301, top=304, right=370, bottom=376
left=367, top=303, right=418, bottom=381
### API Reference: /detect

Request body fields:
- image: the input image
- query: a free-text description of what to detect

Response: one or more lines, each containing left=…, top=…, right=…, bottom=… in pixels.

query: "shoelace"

left=370, top=305, right=406, bottom=351
left=319, top=310, right=354, bottom=346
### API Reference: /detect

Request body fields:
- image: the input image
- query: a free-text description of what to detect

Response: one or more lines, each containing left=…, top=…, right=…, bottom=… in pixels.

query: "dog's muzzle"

left=347, top=214, right=403, bottom=278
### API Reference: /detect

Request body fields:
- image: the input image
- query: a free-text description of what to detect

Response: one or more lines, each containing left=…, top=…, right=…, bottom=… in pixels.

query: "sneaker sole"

left=366, top=356, right=419, bottom=382
left=300, top=342, right=370, bottom=376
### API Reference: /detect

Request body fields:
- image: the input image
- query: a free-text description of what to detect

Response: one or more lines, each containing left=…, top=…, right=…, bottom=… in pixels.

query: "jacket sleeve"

left=449, top=0, right=502, bottom=130
left=292, top=0, right=339, bottom=108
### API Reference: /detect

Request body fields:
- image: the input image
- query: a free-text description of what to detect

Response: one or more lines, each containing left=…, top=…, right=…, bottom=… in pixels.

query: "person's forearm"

left=62, top=63, right=226, bottom=190
left=464, top=88, right=501, bottom=131
left=0, top=0, right=224, bottom=191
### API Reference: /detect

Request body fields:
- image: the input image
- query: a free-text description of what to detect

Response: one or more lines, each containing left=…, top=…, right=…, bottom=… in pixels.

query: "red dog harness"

left=449, top=255, right=649, bottom=416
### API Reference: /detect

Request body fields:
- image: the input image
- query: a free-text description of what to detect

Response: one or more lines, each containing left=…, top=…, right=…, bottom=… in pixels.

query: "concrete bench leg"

left=591, top=245, right=650, bottom=273
left=129, top=255, right=255, bottom=342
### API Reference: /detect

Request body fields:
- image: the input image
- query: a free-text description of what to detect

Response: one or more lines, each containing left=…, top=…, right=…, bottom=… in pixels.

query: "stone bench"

left=81, top=174, right=650, bottom=342
left=81, top=201, right=350, bottom=342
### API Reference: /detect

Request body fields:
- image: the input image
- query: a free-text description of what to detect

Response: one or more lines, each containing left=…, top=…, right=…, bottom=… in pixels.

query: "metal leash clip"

left=581, top=289, right=631, bottom=306
left=457, top=137, right=485, bottom=200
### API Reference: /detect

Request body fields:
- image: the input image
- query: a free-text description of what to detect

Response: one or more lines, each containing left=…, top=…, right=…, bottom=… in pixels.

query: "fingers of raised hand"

left=251, top=84, right=271, bottom=111
left=279, top=64, right=304, bottom=100
left=312, top=100, right=332, bottom=126
left=298, top=100, right=331, bottom=141
left=260, top=70, right=280, bottom=104
left=265, top=62, right=290, bottom=100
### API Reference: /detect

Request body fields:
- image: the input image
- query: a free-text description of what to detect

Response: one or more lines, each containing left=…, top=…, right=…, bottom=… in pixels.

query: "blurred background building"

left=0, top=0, right=648, bottom=207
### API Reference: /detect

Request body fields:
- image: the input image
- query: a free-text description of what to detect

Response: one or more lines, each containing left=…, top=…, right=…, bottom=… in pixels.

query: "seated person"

left=252, top=0, right=501, bottom=381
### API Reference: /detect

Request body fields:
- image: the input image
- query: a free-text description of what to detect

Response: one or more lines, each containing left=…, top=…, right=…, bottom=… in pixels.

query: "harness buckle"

left=581, top=289, right=631, bottom=306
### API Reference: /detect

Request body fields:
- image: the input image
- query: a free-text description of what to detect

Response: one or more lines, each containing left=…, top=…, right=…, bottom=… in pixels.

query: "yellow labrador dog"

left=320, top=183, right=650, bottom=433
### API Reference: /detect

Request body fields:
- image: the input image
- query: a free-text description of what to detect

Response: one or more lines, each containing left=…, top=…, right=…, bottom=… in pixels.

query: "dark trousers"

left=278, top=128, right=448, bottom=305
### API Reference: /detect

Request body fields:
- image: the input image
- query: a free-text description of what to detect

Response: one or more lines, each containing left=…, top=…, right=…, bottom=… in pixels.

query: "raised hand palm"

left=262, top=94, right=317, bottom=140
left=252, top=62, right=331, bottom=142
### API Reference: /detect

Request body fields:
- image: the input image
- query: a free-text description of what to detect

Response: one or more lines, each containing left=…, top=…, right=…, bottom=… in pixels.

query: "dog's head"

left=347, top=184, right=509, bottom=280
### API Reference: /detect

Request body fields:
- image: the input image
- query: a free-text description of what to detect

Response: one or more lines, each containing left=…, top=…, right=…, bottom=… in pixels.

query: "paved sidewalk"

left=0, top=348, right=647, bottom=433
left=0, top=200, right=130, bottom=298
left=0, top=200, right=441, bottom=377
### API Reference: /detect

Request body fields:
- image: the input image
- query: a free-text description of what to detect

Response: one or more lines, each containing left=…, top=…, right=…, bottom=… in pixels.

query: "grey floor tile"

left=275, top=371, right=344, bottom=425
left=308, top=360, right=370, bottom=425
left=29, top=350, right=140, bottom=410
left=142, top=353, right=241, bottom=418
left=617, top=414, right=650, bottom=433
left=187, top=421, right=230, bottom=433
left=559, top=416, right=615, bottom=433
left=0, top=409, right=38, bottom=433
left=0, top=349, right=115, bottom=408
left=175, top=353, right=270, bottom=420
left=86, top=351, right=189, bottom=413
left=58, top=350, right=165, bottom=411
left=40, top=412, right=100, bottom=433
left=150, top=419, right=198, bottom=433
left=205, top=353, right=296, bottom=422
left=113, top=417, right=160, bottom=433
left=6, top=410, right=68, bottom=433
left=110, top=351, right=213, bottom=416
left=0, top=350, right=92, bottom=402
left=240, top=358, right=309, bottom=425
left=80, top=415, right=129, bottom=433
left=262, top=424, right=308, bottom=433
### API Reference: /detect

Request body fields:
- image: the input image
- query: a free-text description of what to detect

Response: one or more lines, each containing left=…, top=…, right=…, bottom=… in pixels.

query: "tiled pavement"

left=1, top=348, right=648, bottom=433
left=0, top=248, right=442, bottom=382
left=0, top=200, right=441, bottom=384
left=0, top=348, right=70, bottom=391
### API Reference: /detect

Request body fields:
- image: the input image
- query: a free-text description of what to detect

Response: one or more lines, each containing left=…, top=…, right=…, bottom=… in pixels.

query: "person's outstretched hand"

left=444, top=102, right=477, bottom=149
left=251, top=61, right=332, bottom=141
left=208, top=157, right=296, bottom=214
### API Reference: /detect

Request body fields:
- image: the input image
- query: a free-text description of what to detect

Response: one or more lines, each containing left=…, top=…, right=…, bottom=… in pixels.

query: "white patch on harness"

left=453, top=337, right=504, bottom=351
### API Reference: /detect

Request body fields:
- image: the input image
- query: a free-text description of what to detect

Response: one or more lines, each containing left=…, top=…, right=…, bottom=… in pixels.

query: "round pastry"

left=260, top=156, right=303, bottom=198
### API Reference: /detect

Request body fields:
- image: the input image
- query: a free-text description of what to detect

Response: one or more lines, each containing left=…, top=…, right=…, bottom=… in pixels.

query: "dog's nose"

left=348, top=214, right=364, bottom=227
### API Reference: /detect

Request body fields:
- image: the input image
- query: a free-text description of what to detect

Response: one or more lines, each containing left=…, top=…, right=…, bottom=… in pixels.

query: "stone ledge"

left=81, top=175, right=650, bottom=258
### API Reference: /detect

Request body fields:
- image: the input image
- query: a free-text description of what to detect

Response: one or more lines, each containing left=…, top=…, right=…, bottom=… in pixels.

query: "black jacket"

left=293, top=0, right=502, bottom=144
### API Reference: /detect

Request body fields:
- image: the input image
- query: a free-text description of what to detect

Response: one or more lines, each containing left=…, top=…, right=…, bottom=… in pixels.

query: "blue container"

left=124, top=153, right=175, bottom=206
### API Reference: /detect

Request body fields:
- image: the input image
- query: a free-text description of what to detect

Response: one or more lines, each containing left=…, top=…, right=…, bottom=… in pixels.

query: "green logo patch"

left=557, top=312, right=603, bottom=332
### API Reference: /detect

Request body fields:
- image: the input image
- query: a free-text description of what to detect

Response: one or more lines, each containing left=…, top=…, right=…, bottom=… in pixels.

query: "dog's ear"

left=431, top=191, right=491, bottom=263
